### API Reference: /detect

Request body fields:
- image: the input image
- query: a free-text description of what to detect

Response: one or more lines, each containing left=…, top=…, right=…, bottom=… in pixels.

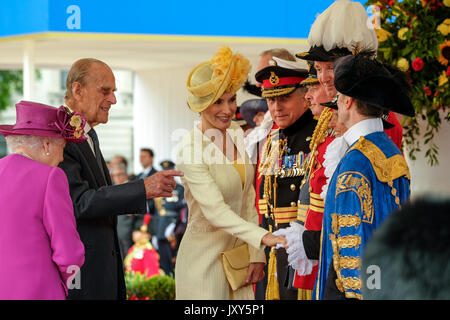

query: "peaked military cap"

left=255, top=58, right=308, bottom=98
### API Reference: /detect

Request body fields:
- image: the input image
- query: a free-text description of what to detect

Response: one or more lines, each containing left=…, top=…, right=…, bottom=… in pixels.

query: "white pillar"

left=406, top=110, right=450, bottom=199
left=23, top=40, right=35, bottom=100
left=133, top=67, right=198, bottom=173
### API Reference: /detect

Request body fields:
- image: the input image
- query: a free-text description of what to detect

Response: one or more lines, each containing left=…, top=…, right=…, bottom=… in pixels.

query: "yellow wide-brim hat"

left=186, top=46, right=251, bottom=113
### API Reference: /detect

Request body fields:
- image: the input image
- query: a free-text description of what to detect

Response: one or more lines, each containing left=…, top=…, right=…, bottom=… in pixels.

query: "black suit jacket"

left=137, top=167, right=158, bottom=234
left=59, top=138, right=147, bottom=300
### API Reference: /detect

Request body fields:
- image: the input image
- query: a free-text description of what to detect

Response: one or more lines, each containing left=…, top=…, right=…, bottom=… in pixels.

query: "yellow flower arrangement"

left=210, top=46, right=233, bottom=76
left=74, top=129, right=83, bottom=139
left=438, top=40, right=450, bottom=65
left=437, top=19, right=450, bottom=36
left=187, top=46, right=251, bottom=112
left=438, top=71, right=448, bottom=86
left=210, top=46, right=250, bottom=94
left=375, top=28, right=392, bottom=42
left=229, top=55, right=251, bottom=93
left=398, top=27, right=409, bottom=40
left=366, top=0, right=449, bottom=166
left=397, top=57, right=410, bottom=71
left=70, top=114, right=83, bottom=129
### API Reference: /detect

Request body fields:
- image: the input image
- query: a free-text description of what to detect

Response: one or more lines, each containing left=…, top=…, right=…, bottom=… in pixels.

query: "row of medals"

left=275, top=150, right=309, bottom=179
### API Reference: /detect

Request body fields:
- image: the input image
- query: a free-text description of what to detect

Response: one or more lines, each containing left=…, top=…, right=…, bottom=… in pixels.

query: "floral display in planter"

left=125, top=272, right=176, bottom=300
left=366, top=0, right=449, bottom=165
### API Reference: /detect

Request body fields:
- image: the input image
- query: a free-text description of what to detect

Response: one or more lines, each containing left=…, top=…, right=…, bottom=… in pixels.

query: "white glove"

left=274, top=222, right=316, bottom=276
left=273, top=228, right=288, bottom=249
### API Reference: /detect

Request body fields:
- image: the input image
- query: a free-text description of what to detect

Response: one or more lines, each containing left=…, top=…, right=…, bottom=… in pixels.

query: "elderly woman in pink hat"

left=0, top=100, right=86, bottom=300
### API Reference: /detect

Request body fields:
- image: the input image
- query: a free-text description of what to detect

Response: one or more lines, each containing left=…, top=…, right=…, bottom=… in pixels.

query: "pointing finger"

left=161, top=170, right=184, bottom=178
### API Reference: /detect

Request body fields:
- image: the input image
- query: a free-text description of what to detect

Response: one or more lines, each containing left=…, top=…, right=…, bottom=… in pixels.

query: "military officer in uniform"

left=277, top=63, right=336, bottom=299
left=274, top=0, right=381, bottom=300
left=255, top=57, right=317, bottom=300
left=153, top=160, right=186, bottom=276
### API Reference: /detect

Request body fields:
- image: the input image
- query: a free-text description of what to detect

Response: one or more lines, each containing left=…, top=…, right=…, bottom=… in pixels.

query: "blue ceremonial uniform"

left=314, top=131, right=410, bottom=300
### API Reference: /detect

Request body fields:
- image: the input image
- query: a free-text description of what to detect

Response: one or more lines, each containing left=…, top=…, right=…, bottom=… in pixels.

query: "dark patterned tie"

left=88, top=129, right=106, bottom=180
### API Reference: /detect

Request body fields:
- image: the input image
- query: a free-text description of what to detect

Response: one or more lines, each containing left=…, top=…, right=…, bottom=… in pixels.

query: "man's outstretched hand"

left=143, top=170, right=184, bottom=198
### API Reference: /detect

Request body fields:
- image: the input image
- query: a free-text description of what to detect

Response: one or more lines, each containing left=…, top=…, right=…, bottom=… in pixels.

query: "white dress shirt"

left=321, top=117, right=384, bottom=199
left=83, top=122, right=96, bottom=156
left=141, top=166, right=153, bottom=178
left=343, top=118, right=383, bottom=147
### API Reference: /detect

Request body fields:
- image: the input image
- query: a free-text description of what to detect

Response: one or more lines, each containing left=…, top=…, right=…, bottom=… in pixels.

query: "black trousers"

left=157, top=239, right=174, bottom=276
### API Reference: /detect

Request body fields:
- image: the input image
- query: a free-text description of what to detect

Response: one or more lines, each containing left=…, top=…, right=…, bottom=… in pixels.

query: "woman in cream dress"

left=175, top=47, right=286, bottom=300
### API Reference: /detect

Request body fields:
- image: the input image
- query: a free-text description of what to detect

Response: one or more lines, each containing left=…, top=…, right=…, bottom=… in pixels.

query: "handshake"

left=142, top=170, right=184, bottom=199
left=143, top=170, right=289, bottom=249
left=261, top=233, right=287, bottom=248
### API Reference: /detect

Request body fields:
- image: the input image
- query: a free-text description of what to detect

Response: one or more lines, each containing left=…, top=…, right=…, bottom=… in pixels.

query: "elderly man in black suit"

left=59, top=58, right=183, bottom=300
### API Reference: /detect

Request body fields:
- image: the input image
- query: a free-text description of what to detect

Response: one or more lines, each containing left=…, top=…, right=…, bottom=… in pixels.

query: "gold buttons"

left=291, top=202, right=297, bottom=207
left=290, top=184, right=296, bottom=191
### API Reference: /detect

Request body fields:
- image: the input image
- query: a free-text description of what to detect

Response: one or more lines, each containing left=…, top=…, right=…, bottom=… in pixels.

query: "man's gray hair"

left=65, top=58, right=110, bottom=101
left=260, top=48, right=296, bottom=62
left=296, top=86, right=309, bottom=97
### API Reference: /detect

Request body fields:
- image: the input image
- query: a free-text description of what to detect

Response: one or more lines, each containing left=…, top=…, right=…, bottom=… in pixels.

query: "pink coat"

left=0, top=154, right=85, bottom=300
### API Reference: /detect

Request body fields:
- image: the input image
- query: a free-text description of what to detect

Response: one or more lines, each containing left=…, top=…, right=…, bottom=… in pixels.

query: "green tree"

left=0, top=70, right=23, bottom=112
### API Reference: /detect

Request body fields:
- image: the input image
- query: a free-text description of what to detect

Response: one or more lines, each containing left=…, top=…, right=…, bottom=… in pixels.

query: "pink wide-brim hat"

left=0, top=100, right=87, bottom=143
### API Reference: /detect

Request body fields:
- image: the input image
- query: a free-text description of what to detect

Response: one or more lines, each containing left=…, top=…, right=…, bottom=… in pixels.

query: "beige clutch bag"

left=221, top=243, right=250, bottom=291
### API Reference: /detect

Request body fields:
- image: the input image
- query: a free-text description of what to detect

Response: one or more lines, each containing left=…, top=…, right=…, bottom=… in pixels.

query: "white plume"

left=308, top=0, right=378, bottom=53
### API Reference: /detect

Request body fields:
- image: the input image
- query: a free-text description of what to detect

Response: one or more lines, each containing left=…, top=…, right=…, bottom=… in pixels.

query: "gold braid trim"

left=331, top=214, right=362, bottom=235
left=330, top=234, right=345, bottom=293
left=336, top=172, right=374, bottom=224
left=348, top=136, right=411, bottom=182
left=258, top=132, right=272, bottom=178
left=335, top=279, right=345, bottom=293
left=258, top=133, right=275, bottom=206
left=337, top=235, right=362, bottom=248
left=345, top=291, right=363, bottom=300
left=298, top=289, right=313, bottom=300
left=305, top=108, right=334, bottom=176
left=258, top=131, right=282, bottom=178
left=339, top=256, right=361, bottom=270
left=338, top=215, right=361, bottom=229
left=341, top=277, right=362, bottom=291
left=309, top=108, right=334, bottom=151
left=266, top=225, right=280, bottom=300
left=347, top=136, right=410, bottom=206
left=331, top=214, right=339, bottom=235
left=262, top=87, right=297, bottom=98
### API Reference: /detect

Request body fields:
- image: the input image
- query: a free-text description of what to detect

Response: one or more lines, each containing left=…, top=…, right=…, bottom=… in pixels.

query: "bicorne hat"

left=296, top=0, right=378, bottom=62
left=332, top=55, right=415, bottom=117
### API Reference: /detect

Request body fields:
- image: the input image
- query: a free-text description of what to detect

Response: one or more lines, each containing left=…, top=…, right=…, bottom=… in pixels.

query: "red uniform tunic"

left=384, top=111, right=403, bottom=151
left=293, top=135, right=335, bottom=290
